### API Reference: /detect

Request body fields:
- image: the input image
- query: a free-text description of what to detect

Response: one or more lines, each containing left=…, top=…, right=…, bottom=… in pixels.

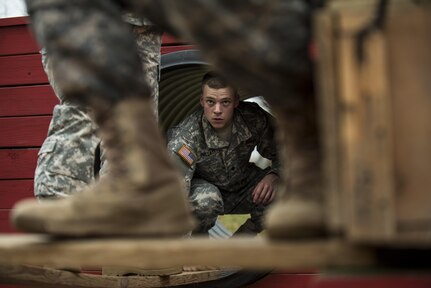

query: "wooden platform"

left=0, top=264, right=234, bottom=288
left=0, top=235, right=375, bottom=270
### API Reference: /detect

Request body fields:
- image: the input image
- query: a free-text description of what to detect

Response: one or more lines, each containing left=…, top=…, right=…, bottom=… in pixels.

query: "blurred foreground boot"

left=265, top=105, right=326, bottom=239
left=102, top=266, right=182, bottom=276
left=12, top=98, right=195, bottom=236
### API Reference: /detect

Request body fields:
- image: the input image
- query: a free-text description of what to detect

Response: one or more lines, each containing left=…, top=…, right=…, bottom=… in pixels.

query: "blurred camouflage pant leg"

left=133, top=25, right=162, bottom=119
left=35, top=49, right=101, bottom=199
left=98, top=23, right=162, bottom=177
left=189, top=179, right=224, bottom=233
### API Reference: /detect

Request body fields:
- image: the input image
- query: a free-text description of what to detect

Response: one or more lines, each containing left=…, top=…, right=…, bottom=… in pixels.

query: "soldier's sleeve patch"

left=177, top=144, right=195, bottom=166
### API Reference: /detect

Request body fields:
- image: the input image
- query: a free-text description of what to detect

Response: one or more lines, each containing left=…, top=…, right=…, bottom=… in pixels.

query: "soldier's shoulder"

left=237, top=101, right=269, bottom=121
left=167, top=110, right=202, bottom=142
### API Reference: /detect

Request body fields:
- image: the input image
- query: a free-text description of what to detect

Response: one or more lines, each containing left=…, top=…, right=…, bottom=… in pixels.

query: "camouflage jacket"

left=167, top=101, right=280, bottom=194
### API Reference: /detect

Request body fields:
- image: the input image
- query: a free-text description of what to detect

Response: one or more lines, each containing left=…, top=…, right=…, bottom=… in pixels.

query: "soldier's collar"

left=201, top=111, right=252, bottom=149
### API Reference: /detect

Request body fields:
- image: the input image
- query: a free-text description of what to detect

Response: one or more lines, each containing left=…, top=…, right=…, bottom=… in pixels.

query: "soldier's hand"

left=252, top=173, right=279, bottom=204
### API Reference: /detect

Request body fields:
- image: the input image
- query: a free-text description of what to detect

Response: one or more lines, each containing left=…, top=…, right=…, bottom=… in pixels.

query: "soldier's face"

left=200, top=85, right=239, bottom=132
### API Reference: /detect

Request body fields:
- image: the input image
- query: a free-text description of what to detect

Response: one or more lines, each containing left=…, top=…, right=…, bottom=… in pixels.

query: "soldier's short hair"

left=201, top=71, right=238, bottom=99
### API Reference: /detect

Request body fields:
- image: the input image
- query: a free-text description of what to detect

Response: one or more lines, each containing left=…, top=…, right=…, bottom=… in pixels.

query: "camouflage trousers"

left=190, top=166, right=272, bottom=234
left=35, top=25, right=162, bottom=199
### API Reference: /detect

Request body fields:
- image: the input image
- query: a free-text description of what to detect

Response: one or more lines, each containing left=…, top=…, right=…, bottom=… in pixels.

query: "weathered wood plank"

left=314, top=11, right=342, bottom=234
left=0, top=24, right=40, bottom=56
left=0, top=264, right=227, bottom=288
left=0, top=236, right=375, bottom=270
left=0, top=85, right=57, bottom=117
left=0, top=180, right=34, bottom=208
left=386, top=8, right=431, bottom=227
left=0, top=54, right=47, bottom=87
left=0, top=149, right=38, bottom=179
left=351, top=29, right=396, bottom=241
left=0, top=116, right=51, bottom=147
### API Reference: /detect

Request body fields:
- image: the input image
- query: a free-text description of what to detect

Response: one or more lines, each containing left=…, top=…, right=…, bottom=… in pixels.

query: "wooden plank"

left=0, top=22, right=185, bottom=57
left=349, top=25, right=395, bottom=240
left=328, top=0, right=417, bottom=11
left=0, top=85, right=57, bottom=117
left=0, top=54, right=47, bottom=87
left=335, top=11, right=363, bottom=242
left=0, top=180, right=34, bottom=209
left=0, top=149, right=38, bottom=179
left=0, top=49, right=196, bottom=87
left=0, top=116, right=51, bottom=147
left=0, top=236, right=375, bottom=270
left=0, top=264, right=227, bottom=288
left=314, top=11, right=343, bottom=233
left=0, top=25, right=40, bottom=56
left=386, top=8, right=431, bottom=228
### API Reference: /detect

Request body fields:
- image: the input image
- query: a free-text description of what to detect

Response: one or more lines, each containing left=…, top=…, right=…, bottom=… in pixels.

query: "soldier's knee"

left=192, top=199, right=223, bottom=221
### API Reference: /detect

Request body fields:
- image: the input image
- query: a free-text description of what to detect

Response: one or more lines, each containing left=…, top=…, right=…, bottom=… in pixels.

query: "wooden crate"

left=315, top=2, right=431, bottom=243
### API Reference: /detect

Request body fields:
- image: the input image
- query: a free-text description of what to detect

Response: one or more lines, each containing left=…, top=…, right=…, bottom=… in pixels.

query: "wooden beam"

left=0, top=116, right=51, bottom=147
left=0, top=85, right=57, bottom=117
left=0, top=54, right=47, bottom=86
left=0, top=264, right=228, bottom=288
left=0, top=235, right=375, bottom=270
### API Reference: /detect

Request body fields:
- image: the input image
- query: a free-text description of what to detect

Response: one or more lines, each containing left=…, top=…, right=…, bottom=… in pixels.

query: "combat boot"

left=265, top=108, right=326, bottom=239
left=12, top=98, right=195, bottom=237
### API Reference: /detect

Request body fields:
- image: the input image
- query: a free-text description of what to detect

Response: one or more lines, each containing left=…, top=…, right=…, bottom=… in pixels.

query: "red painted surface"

left=247, top=272, right=317, bottom=288
left=0, top=54, right=47, bottom=86
left=161, top=45, right=196, bottom=55
left=0, top=116, right=51, bottom=147
left=314, top=274, right=431, bottom=288
left=0, top=149, right=38, bottom=180
left=0, top=285, right=27, bottom=288
left=0, top=16, right=28, bottom=27
left=0, top=180, right=34, bottom=208
left=0, top=85, right=57, bottom=117
left=0, top=24, right=39, bottom=56
left=161, top=33, right=187, bottom=45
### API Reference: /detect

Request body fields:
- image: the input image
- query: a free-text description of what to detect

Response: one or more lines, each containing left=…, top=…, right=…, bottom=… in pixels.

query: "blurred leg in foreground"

left=12, top=0, right=195, bottom=236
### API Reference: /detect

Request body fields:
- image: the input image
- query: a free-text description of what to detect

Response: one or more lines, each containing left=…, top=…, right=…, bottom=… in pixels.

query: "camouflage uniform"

left=167, top=101, right=280, bottom=233
left=35, top=15, right=162, bottom=199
